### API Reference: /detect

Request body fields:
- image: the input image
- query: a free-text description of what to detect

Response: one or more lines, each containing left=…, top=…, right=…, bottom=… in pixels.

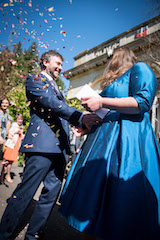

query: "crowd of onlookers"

left=0, top=96, right=25, bottom=184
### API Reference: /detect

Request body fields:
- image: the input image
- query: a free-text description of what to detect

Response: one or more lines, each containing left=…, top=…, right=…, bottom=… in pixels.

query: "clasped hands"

left=74, top=96, right=103, bottom=136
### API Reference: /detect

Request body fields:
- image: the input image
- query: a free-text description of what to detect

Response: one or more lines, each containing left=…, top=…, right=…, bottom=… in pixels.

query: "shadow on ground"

left=11, top=200, right=82, bottom=240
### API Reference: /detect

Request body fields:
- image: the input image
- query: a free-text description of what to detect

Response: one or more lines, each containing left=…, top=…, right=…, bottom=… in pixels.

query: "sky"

left=0, top=0, right=158, bottom=88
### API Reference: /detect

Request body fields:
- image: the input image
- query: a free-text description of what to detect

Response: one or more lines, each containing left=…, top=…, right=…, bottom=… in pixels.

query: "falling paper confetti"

left=0, top=0, right=85, bottom=67
left=28, top=2, right=32, bottom=8
left=42, top=84, right=49, bottom=89
left=55, top=129, right=60, bottom=138
left=48, top=6, right=54, bottom=12
left=32, top=133, right=38, bottom=137
left=24, top=144, right=33, bottom=149
left=3, top=3, right=9, bottom=7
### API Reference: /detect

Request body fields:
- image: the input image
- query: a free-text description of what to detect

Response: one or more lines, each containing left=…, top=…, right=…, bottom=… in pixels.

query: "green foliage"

left=7, top=85, right=30, bottom=131
left=18, top=153, right=25, bottom=166
left=13, top=41, right=22, bottom=55
left=10, top=41, right=40, bottom=87
left=65, top=96, right=84, bottom=111
left=64, top=86, right=85, bottom=111
left=0, top=41, right=40, bottom=99
left=56, top=76, right=65, bottom=91
left=0, top=48, right=14, bottom=97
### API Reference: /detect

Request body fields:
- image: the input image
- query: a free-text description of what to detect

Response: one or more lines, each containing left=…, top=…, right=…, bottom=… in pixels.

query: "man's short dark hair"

left=39, top=50, right=64, bottom=70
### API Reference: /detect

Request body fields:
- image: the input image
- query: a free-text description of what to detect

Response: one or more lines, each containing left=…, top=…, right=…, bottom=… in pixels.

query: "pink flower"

left=10, top=100, right=16, bottom=106
left=27, top=101, right=31, bottom=106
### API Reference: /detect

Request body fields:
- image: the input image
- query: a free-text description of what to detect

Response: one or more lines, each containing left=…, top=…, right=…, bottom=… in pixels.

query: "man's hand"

left=71, top=126, right=89, bottom=137
left=82, top=112, right=103, bottom=129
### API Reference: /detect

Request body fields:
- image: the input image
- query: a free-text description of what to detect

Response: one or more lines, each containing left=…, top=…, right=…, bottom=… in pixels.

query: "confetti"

left=48, top=6, right=54, bottom=12
left=28, top=2, right=32, bottom=8
left=50, top=124, right=55, bottom=129
left=24, top=144, right=34, bottom=149
left=9, top=59, right=17, bottom=65
left=42, top=84, right=49, bottom=89
left=32, top=133, right=38, bottom=137
left=55, top=129, right=60, bottom=138
left=60, top=30, right=66, bottom=35
left=33, top=76, right=40, bottom=81
left=3, top=3, right=9, bottom=7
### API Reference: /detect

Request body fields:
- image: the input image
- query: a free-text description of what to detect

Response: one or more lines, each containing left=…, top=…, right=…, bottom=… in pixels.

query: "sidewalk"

left=0, top=162, right=82, bottom=240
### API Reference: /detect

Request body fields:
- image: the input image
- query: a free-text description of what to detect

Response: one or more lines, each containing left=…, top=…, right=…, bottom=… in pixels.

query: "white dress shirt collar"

left=41, top=71, right=53, bottom=81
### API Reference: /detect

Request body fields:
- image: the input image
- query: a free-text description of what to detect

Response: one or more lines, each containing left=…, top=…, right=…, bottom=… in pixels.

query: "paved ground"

left=0, top=161, right=83, bottom=240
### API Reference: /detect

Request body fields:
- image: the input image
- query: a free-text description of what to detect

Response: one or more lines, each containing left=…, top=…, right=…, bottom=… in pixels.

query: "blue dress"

left=59, top=62, right=160, bottom=240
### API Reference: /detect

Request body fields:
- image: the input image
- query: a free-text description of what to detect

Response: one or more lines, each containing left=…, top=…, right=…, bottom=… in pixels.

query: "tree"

left=138, top=7, right=160, bottom=75
left=138, top=28, right=160, bottom=72
left=10, top=41, right=40, bottom=86
left=0, top=41, right=41, bottom=96
left=0, top=48, right=14, bottom=97
left=28, top=41, right=39, bottom=60
left=56, top=76, right=65, bottom=91
left=13, top=41, right=22, bottom=56
left=7, top=84, right=30, bottom=130
left=9, top=42, right=40, bottom=88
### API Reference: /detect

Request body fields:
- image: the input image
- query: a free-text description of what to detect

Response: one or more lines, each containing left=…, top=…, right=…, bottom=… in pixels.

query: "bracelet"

left=99, top=96, right=102, bottom=109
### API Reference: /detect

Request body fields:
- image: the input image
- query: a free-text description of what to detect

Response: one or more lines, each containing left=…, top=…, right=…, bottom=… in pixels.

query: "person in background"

left=0, top=49, right=102, bottom=240
left=0, top=114, right=24, bottom=184
left=0, top=97, right=13, bottom=177
left=70, top=127, right=85, bottom=164
left=59, top=47, right=160, bottom=240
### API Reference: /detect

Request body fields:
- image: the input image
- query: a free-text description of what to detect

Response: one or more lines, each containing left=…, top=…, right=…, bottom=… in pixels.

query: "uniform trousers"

left=0, top=153, right=66, bottom=240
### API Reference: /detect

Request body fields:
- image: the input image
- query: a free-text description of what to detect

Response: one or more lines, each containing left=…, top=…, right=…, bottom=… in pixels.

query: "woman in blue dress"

left=59, top=47, right=160, bottom=240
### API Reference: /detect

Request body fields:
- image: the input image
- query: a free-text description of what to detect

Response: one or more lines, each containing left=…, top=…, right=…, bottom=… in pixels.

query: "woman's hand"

left=81, top=96, right=102, bottom=112
left=82, top=112, right=103, bottom=130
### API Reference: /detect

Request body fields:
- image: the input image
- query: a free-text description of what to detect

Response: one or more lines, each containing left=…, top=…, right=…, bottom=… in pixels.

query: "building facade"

left=64, top=15, right=160, bottom=139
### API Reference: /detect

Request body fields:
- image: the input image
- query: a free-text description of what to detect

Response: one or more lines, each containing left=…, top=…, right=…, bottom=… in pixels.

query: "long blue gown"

left=59, top=62, right=160, bottom=240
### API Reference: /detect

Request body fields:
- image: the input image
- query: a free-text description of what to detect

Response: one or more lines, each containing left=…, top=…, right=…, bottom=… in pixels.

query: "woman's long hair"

left=0, top=96, right=9, bottom=108
left=100, top=47, right=137, bottom=89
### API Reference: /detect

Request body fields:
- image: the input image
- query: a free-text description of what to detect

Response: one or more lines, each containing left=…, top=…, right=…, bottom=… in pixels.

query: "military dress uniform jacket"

left=20, top=73, right=82, bottom=156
